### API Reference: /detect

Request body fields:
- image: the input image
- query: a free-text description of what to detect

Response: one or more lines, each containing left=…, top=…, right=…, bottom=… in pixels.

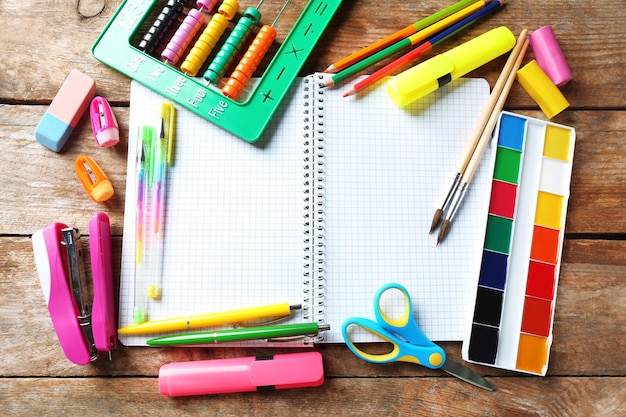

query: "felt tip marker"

left=159, top=352, right=324, bottom=396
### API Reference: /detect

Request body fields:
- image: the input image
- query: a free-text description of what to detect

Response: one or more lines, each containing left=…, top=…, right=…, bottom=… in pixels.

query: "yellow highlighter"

left=387, top=26, right=516, bottom=107
left=118, top=302, right=301, bottom=335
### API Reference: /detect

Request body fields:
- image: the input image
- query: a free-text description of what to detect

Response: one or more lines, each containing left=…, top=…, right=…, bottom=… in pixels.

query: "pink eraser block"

left=529, top=25, right=573, bottom=87
left=35, top=70, right=96, bottom=152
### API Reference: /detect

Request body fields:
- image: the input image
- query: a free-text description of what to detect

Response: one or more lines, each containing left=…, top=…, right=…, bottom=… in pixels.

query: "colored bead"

left=218, top=0, right=239, bottom=20
left=223, top=25, right=276, bottom=99
left=138, top=0, right=186, bottom=55
left=203, top=7, right=262, bottom=84
left=161, top=8, right=205, bottom=65
left=196, top=0, right=218, bottom=13
left=180, top=1, right=239, bottom=76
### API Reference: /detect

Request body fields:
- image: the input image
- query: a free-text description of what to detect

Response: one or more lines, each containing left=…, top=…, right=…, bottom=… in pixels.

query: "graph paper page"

left=121, top=76, right=493, bottom=346
left=120, top=81, right=309, bottom=346
left=315, top=75, right=494, bottom=342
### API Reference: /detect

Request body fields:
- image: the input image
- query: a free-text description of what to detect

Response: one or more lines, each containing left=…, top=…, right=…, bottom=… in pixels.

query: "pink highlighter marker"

left=158, top=352, right=324, bottom=396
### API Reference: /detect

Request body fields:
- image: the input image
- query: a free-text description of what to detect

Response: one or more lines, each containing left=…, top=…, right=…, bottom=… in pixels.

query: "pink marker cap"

left=159, top=352, right=324, bottom=396
left=529, top=25, right=573, bottom=87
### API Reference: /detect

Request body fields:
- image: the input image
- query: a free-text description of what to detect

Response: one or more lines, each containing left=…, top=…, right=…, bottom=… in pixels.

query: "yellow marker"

left=118, top=302, right=301, bottom=335
left=387, top=26, right=516, bottom=107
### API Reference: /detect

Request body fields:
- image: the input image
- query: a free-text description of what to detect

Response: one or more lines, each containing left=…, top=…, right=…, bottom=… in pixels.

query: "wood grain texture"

left=2, top=109, right=626, bottom=235
left=1, top=0, right=625, bottom=414
left=2, top=377, right=625, bottom=417
left=1, top=1, right=624, bottom=107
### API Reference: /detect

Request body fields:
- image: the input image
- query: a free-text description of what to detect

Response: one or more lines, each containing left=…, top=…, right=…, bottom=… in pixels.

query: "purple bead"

left=161, top=9, right=205, bottom=64
left=196, top=0, right=218, bottom=13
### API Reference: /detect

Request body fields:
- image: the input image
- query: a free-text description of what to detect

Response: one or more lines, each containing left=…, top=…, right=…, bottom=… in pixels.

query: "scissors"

left=342, top=283, right=495, bottom=391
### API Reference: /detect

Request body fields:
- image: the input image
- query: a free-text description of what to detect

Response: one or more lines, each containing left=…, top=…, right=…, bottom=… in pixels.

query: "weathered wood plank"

left=0, top=1, right=624, bottom=108
left=1, top=377, right=624, bottom=416
left=2, top=107, right=625, bottom=235
left=1, top=0, right=625, bottom=415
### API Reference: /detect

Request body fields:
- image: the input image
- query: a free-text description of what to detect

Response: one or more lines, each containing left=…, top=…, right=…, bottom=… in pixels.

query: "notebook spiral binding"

left=302, top=75, right=326, bottom=342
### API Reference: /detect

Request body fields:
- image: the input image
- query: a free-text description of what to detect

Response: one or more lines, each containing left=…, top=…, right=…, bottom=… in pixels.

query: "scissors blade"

left=440, top=358, right=496, bottom=391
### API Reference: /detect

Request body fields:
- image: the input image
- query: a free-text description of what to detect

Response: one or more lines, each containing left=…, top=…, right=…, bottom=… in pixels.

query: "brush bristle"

left=436, top=219, right=451, bottom=245
left=429, top=209, right=443, bottom=233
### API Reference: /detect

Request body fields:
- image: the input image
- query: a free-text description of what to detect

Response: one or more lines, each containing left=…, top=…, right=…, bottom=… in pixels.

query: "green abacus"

left=92, top=0, right=342, bottom=143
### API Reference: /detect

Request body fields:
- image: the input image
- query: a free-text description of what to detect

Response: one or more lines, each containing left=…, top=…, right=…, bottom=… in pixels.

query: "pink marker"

left=159, top=352, right=325, bottom=396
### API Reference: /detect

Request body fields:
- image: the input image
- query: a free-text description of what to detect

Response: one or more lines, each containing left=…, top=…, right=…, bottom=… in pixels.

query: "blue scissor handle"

left=374, top=283, right=432, bottom=347
left=341, top=283, right=447, bottom=369
left=342, top=317, right=446, bottom=369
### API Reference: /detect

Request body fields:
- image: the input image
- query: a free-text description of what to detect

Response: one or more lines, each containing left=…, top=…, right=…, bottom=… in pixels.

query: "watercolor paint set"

left=462, top=111, right=576, bottom=375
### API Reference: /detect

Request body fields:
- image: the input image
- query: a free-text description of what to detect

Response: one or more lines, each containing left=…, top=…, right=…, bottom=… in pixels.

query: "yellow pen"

left=118, top=302, right=301, bottom=335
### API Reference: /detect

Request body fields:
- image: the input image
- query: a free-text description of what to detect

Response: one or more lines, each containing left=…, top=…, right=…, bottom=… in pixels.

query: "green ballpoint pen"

left=146, top=322, right=331, bottom=346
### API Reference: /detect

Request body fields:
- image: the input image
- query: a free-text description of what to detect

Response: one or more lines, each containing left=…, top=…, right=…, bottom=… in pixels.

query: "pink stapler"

left=32, top=212, right=117, bottom=365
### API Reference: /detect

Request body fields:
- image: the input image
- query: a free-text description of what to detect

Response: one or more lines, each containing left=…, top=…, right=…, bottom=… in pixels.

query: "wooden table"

left=1, top=1, right=625, bottom=415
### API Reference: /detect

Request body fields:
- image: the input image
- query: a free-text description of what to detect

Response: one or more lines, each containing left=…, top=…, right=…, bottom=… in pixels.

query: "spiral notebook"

left=119, top=74, right=495, bottom=346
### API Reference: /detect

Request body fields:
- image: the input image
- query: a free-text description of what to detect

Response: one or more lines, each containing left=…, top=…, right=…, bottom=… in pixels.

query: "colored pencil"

left=322, top=0, right=490, bottom=89
left=323, top=0, right=480, bottom=74
left=343, top=0, right=506, bottom=97
left=324, top=0, right=491, bottom=87
left=434, top=29, right=530, bottom=245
